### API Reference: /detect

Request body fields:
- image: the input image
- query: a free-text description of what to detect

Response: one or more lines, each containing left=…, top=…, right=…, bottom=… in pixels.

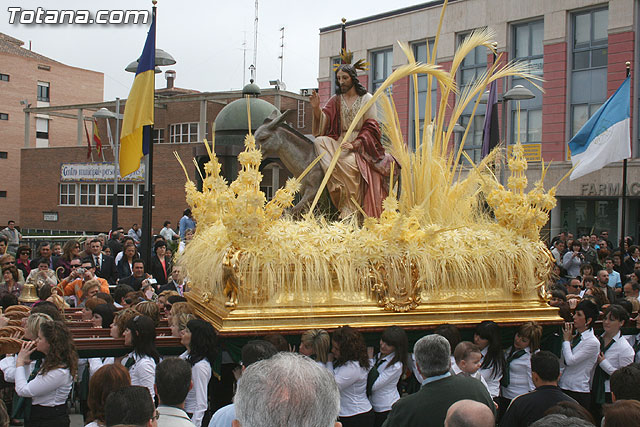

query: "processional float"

left=177, top=4, right=567, bottom=336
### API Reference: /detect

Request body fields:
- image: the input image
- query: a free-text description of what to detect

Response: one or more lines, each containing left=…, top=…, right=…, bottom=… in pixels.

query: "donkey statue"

left=254, top=110, right=324, bottom=215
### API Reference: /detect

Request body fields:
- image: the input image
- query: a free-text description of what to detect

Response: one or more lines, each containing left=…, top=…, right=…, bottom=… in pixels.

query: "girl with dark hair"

left=474, top=320, right=505, bottom=400
left=85, top=363, right=131, bottom=427
left=91, top=304, right=116, bottom=329
left=499, top=321, right=543, bottom=420
left=120, top=315, right=159, bottom=401
left=179, top=319, right=218, bottom=427
left=369, top=326, right=408, bottom=427
left=559, top=299, right=600, bottom=409
left=15, top=320, right=78, bottom=427
left=592, top=305, right=635, bottom=422
left=116, top=243, right=137, bottom=279
left=329, top=326, right=373, bottom=427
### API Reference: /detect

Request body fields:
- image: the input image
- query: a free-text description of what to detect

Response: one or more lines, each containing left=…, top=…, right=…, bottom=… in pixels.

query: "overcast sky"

left=1, top=0, right=423, bottom=101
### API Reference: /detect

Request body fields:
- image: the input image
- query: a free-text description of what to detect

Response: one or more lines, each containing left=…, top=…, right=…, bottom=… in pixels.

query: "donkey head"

left=254, top=109, right=293, bottom=155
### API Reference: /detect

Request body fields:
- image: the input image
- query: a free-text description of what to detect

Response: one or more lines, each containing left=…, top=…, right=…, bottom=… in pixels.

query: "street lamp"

left=502, top=84, right=535, bottom=184
left=125, top=48, right=176, bottom=72
left=93, top=105, right=123, bottom=232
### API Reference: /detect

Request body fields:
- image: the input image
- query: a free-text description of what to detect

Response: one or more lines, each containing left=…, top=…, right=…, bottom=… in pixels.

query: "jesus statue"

left=310, top=64, right=394, bottom=219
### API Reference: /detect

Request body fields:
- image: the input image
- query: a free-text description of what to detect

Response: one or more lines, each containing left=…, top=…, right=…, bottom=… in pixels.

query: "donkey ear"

left=263, top=109, right=280, bottom=123
left=265, top=109, right=292, bottom=130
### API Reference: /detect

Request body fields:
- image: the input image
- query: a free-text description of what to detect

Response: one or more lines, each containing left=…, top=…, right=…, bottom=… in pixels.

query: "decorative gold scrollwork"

left=369, top=259, right=422, bottom=312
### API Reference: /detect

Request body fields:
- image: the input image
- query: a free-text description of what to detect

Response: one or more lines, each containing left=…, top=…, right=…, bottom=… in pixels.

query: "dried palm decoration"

left=176, top=0, right=564, bottom=311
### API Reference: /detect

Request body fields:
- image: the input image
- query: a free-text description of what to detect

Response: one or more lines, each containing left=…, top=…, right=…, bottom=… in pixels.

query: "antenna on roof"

left=253, top=0, right=258, bottom=82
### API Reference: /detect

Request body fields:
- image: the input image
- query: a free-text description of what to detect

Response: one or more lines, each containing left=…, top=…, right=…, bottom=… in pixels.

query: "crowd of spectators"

left=0, top=221, right=638, bottom=426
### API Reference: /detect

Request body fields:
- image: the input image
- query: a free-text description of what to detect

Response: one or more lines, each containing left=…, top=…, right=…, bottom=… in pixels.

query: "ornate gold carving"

left=369, top=259, right=422, bottom=312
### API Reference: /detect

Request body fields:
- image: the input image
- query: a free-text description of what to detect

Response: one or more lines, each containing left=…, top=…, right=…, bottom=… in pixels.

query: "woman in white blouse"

left=119, top=314, right=159, bottom=402
left=498, top=321, right=542, bottom=420
left=15, top=320, right=77, bottom=427
left=474, top=321, right=505, bottom=402
left=592, top=304, right=635, bottom=421
left=369, top=326, right=407, bottom=427
left=328, top=326, right=373, bottom=427
left=179, top=319, right=218, bottom=427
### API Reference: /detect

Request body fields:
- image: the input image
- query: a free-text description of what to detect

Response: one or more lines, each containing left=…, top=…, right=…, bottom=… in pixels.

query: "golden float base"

left=185, top=288, right=562, bottom=336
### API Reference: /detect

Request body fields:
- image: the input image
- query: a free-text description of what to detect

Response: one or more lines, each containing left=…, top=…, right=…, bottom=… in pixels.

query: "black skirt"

left=26, top=404, right=69, bottom=427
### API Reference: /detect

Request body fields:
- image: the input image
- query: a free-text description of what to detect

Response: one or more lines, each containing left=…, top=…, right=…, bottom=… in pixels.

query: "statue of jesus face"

left=337, top=70, right=354, bottom=94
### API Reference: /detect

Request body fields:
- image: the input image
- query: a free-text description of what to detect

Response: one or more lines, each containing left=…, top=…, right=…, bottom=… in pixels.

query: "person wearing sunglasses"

left=15, top=245, right=32, bottom=277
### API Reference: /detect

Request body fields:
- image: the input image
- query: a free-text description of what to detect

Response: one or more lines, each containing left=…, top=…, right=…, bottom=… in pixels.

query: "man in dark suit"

left=158, top=265, right=188, bottom=295
left=89, top=238, right=117, bottom=284
left=500, top=351, right=577, bottom=427
left=29, top=241, right=59, bottom=270
left=382, top=335, right=495, bottom=427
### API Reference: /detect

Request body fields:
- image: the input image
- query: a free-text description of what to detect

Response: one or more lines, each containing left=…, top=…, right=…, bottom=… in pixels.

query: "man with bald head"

left=445, top=400, right=494, bottom=427
left=596, top=270, right=616, bottom=305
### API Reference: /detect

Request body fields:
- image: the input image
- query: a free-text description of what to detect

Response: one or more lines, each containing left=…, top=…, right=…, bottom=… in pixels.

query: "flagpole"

left=112, top=97, right=121, bottom=232
left=620, top=61, right=631, bottom=250
left=141, top=1, right=156, bottom=273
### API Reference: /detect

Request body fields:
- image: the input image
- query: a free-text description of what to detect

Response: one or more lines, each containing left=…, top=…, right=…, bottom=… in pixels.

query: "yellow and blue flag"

left=119, top=9, right=155, bottom=177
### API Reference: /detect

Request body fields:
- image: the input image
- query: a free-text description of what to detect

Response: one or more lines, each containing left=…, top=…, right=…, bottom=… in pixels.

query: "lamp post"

left=125, top=48, right=176, bottom=270
left=93, top=102, right=123, bottom=232
left=479, top=84, right=535, bottom=183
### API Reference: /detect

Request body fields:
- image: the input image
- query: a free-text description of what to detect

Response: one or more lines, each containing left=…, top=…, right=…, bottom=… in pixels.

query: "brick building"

left=19, top=74, right=313, bottom=233
left=318, top=0, right=640, bottom=241
left=0, top=32, right=104, bottom=225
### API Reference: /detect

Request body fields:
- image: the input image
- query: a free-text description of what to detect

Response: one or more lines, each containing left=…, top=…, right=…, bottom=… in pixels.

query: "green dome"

left=214, top=97, right=279, bottom=133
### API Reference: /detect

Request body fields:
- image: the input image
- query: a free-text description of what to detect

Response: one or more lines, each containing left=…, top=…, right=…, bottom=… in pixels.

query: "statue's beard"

left=340, top=82, right=353, bottom=93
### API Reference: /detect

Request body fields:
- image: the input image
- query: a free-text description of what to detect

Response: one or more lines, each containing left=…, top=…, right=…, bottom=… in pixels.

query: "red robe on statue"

left=316, top=94, right=394, bottom=218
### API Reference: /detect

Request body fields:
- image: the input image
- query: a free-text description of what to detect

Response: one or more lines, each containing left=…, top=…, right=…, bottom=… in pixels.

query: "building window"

left=297, top=100, right=305, bottom=129
left=511, top=20, right=543, bottom=144
left=59, top=183, right=145, bottom=207
left=459, top=33, right=487, bottom=92
left=0, top=113, right=7, bottom=120
left=79, top=184, right=96, bottom=206
left=410, top=39, right=437, bottom=150
left=0, top=74, right=8, bottom=82
left=0, top=192, right=6, bottom=198
left=169, top=123, right=199, bottom=143
left=37, top=82, right=50, bottom=102
left=460, top=115, right=485, bottom=165
left=137, top=184, right=155, bottom=207
left=0, top=152, right=7, bottom=159
left=371, top=48, right=393, bottom=92
left=36, top=118, right=49, bottom=139
left=570, top=8, right=608, bottom=138
left=59, top=183, right=76, bottom=206
left=458, top=32, right=488, bottom=164
left=153, top=128, right=164, bottom=144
